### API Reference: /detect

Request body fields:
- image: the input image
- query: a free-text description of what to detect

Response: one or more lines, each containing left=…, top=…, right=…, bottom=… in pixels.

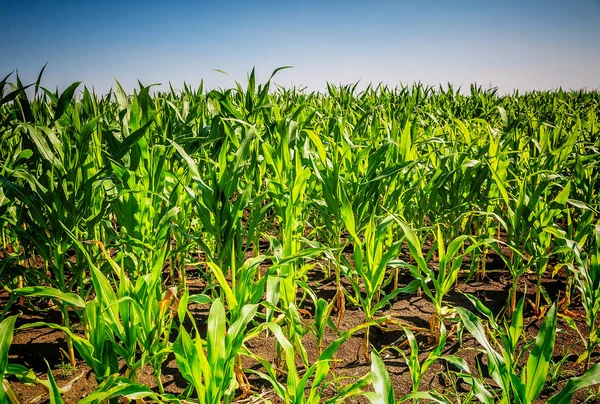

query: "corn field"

left=1, top=68, right=600, bottom=403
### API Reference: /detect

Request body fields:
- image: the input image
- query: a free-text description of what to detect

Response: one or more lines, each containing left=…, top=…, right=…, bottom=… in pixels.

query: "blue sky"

left=2, top=0, right=599, bottom=94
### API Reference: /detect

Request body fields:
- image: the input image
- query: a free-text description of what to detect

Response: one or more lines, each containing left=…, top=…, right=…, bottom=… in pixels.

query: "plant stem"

left=534, top=276, right=542, bottom=315
left=61, top=304, right=77, bottom=367
left=509, top=281, right=518, bottom=317
left=363, top=324, right=370, bottom=362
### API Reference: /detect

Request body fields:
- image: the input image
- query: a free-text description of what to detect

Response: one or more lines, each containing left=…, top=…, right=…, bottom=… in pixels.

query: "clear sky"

left=2, top=0, right=599, bottom=94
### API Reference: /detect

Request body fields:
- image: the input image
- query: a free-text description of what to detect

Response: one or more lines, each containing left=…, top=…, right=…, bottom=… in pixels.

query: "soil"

left=1, top=250, right=596, bottom=404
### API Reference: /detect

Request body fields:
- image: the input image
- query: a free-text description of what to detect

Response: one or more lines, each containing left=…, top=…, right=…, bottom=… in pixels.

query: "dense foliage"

left=1, top=68, right=599, bottom=403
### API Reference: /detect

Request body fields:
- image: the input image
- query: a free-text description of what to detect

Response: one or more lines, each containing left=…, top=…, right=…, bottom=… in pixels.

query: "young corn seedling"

left=389, top=323, right=469, bottom=395
left=340, top=213, right=409, bottom=360
left=173, top=296, right=257, bottom=403
left=457, top=297, right=600, bottom=403
left=310, top=297, right=337, bottom=354
left=363, top=350, right=450, bottom=404
left=396, top=220, right=478, bottom=343
left=246, top=315, right=378, bottom=404
left=204, top=254, right=273, bottom=323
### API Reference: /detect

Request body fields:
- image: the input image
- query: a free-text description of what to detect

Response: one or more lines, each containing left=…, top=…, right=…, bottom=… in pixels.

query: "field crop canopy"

left=0, top=68, right=599, bottom=403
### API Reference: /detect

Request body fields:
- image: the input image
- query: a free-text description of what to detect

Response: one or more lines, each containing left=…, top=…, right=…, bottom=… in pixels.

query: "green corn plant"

left=0, top=80, right=106, bottom=365
left=246, top=317, right=378, bottom=404
left=102, top=80, right=183, bottom=279
left=553, top=203, right=596, bottom=312
left=150, top=95, right=201, bottom=288
left=87, top=242, right=176, bottom=390
left=340, top=213, right=415, bottom=360
left=14, top=231, right=176, bottom=390
left=263, top=128, right=313, bottom=311
left=363, top=350, right=450, bottom=404
left=81, top=230, right=175, bottom=389
left=306, top=123, right=349, bottom=323
left=475, top=112, right=511, bottom=279
left=195, top=67, right=294, bottom=275
left=521, top=104, right=587, bottom=313
left=204, top=255, right=273, bottom=323
left=0, top=69, right=599, bottom=404
left=164, top=164, right=195, bottom=289
left=388, top=323, right=469, bottom=395
left=486, top=114, right=582, bottom=316
left=416, top=121, right=492, bottom=241
left=310, top=297, right=337, bottom=354
left=489, top=173, right=539, bottom=316
left=173, top=296, right=257, bottom=403
left=0, top=77, right=35, bottom=295
left=307, top=117, right=411, bottom=322
left=171, top=127, right=271, bottom=291
left=457, top=298, right=600, bottom=403
left=526, top=179, right=572, bottom=315
left=556, top=223, right=600, bottom=369
left=395, top=220, right=478, bottom=343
